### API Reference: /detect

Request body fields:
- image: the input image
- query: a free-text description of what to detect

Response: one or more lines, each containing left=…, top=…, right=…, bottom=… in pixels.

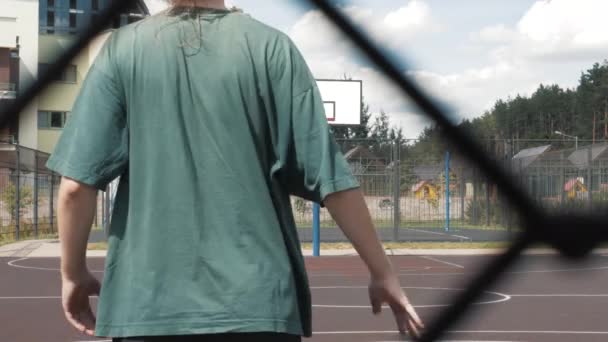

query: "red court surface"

left=2, top=253, right=608, bottom=341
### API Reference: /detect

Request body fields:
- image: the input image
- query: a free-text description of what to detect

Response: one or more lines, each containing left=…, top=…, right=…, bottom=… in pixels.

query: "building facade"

left=0, top=0, right=149, bottom=154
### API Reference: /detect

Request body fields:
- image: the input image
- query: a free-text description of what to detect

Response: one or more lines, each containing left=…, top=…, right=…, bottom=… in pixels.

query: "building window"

left=41, top=0, right=146, bottom=35
left=47, top=11, right=55, bottom=27
left=38, top=64, right=77, bottom=83
left=69, top=13, right=77, bottom=28
left=38, top=111, right=69, bottom=129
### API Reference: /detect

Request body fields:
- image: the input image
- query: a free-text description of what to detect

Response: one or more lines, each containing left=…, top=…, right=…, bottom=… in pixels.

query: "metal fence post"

left=472, top=168, right=478, bottom=225
left=312, top=202, right=320, bottom=257
left=50, top=173, right=55, bottom=233
left=101, top=191, right=106, bottom=229
left=588, top=146, right=593, bottom=211
left=460, top=167, right=465, bottom=224
left=34, top=153, right=39, bottom=238
left=507, top=152, right=513, bottom=231
left=560, top=152, right=566, bottom=205
left=485, top=177, right=491, bottom=227
left=94, top=191, right=98, bottom=228
left=445, top=150, right=450, bottom=232
left=392, top=142, right=400, bottom=241
left=536, top=165, right=541, bottom=202
left=15, top=143, right=20, bottom=240
left=104, top=185, right=112, bottom=234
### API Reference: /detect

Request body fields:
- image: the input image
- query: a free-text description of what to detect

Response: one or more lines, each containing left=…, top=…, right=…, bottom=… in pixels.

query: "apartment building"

left=0, top=0, right=149, bottom=154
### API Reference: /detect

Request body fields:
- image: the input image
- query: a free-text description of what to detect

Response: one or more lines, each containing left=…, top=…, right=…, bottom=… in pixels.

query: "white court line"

left=420, top=256, right=465, bottom=269
left=510, top=294, right=608, bottom=297
left=0, top=296, right=61, bottom=299
left=7, top=258, right=608, bottom=278
left=4, top=293, right=608, bottom=301
left=308, top=266, right=433, bottom=277
left=373, top=340, right=517, bottom=342
left=310, top=286, right=511, bottom=308
left=315, top=330, right=608, bottom=335
left=7, top=258, right=104, bottom=273
left=390, top=264, right=608, bottom=277
left=0, top=296, right=98, bottom=299
left=407, top=228, right=471, bottom=241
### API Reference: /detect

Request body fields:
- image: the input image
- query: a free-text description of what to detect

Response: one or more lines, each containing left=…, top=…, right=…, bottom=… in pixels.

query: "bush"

left=379, top=198, right=393, bottom=209
left=465, top=199, right=501, bottom=225
left=546, top=192, right=608, bottom=214
left=293, top=198, right=310, bottom=215
left=0, top=182, right=33, bottom=225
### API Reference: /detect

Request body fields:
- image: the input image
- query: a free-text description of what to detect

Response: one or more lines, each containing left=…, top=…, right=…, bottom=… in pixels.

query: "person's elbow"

left=59, top=177, right=97, bottom=201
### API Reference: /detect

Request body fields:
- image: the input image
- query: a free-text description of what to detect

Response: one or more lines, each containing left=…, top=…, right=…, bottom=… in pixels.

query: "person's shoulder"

left=230, top=11, right=293, bottom=45
left=108, top=12, right=165, bottom=38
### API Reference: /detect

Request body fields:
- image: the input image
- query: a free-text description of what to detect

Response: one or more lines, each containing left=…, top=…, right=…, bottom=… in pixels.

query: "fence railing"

left=0, top=170, right=59, bottom=240
left=293, top=140, right=608, bottom=242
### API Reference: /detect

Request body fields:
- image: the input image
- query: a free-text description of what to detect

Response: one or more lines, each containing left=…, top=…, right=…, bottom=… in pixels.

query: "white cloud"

left=518, top=0, right=608, bottom=47
left=409, top=62, right=539, bottom=119
left=410, top=0, right=608, bottom=125
left=472, top=24, right=518, bottom=44
left=383, top=0, right=433, bottom=33
left=476, top=0, right=608, bottom=62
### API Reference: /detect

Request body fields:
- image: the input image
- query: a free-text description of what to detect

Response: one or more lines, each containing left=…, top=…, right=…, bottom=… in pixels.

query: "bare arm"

left=324, top=188, right=424, bottom=337
left=58, top=177, right=98, bottom=280
left=323, top=188, right=392, bottom=278
left=58, top=177, right=101, bottom=336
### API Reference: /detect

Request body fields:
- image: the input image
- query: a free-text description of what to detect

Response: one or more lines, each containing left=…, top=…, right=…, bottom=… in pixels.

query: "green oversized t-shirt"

left=47, top=8, right=359, bottom=338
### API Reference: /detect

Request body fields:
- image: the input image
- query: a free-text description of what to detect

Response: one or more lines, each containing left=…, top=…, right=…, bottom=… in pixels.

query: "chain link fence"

left=294, top=139, right=608, bottom=242
left=0, top=141, right=109, bottom=243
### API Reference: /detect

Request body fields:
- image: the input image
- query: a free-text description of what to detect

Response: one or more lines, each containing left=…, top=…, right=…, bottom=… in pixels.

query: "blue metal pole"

left=445, top=150, right=451, bottom=232
left=313, top=202, right=321, bottom=257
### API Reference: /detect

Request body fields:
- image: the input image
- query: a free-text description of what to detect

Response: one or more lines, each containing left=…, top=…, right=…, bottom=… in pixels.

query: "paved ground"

left=88, top=227, right=513, bottom=244
left=2, top=252, right=608, bottom=341
left=297, top=227, right=513, bottom=242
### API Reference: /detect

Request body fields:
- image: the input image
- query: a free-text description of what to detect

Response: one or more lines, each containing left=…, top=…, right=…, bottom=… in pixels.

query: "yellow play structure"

left=413, top=180, right=438, bottom=202
left=564, top=178, right=588, bottom=200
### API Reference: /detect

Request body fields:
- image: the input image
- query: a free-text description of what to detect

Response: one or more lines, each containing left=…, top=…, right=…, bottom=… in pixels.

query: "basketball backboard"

left=316, top=79, right=362, bottom=126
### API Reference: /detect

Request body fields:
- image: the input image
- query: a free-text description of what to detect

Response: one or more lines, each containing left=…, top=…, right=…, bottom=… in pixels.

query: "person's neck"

left=173, top=0, right=226, bottom=10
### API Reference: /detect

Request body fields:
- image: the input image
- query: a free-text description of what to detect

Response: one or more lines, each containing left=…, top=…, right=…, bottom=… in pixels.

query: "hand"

left=61, top=271, right=101, bottom=336
left=369, top=273, right=424, bottom=339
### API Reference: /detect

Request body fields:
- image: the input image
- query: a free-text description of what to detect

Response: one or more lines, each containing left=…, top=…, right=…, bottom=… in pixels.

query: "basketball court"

left=2, top=253, right=608, bottom=341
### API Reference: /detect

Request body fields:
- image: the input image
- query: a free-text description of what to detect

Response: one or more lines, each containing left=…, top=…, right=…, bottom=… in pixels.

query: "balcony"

left=0, top=83, right=16, bottom=100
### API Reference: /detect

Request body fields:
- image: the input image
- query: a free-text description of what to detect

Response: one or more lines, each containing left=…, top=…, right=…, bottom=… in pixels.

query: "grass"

left=0, top=225, right=101, bottom=248
left=87, top=241, right=512, bottom=251
left=300, top=241, right=511, bottom=250
left=296, top=220, right=511, bottom=231
left=0, top=232, right=59, bottom=247
left=87, top=242, right=109, bottom=250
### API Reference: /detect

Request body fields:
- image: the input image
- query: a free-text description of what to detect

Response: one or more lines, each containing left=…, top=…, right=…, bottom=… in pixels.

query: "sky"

left=144, top=0, right=608, bottom=139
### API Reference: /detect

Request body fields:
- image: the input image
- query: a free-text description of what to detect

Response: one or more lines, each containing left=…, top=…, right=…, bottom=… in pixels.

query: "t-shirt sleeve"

left=267, top=36, right=359, bottom=203
left=46, top=36, right=128, bottom=191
